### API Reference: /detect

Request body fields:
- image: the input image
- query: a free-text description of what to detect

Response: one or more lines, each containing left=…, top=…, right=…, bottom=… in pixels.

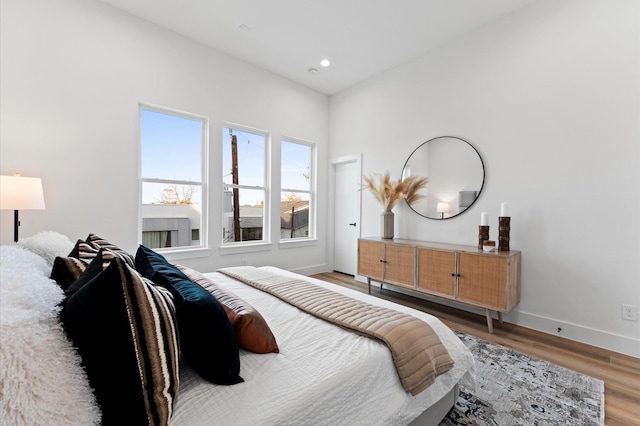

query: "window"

left=280, top=139, right=314, bottom=240
left=140, top=105, right=207, bottom=250
left=222, top=126, right=268, bottom=244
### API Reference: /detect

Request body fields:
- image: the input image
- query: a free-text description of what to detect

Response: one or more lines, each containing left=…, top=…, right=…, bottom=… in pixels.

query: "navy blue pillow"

left=135, top=245, right=243, bottom=385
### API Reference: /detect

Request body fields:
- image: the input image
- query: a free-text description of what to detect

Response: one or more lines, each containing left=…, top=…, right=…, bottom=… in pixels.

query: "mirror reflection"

left=402, top=136, right=485, bottom=220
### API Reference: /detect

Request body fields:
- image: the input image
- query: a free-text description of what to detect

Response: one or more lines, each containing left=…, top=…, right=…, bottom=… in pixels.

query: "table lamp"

left=436, top=202, right=450, bottom=219
left=0, top=174, right=46, bottom=242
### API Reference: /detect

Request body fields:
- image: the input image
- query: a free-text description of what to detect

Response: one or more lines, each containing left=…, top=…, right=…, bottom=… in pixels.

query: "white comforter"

left=171, top=267, right=475, bottom=426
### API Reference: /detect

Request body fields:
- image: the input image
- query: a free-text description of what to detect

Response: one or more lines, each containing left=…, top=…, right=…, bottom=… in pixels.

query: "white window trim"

left=278, top=238, right=318, bottom=249
left=138, top=103, right=209, bottom=254
left=218, top=241, right=272, bottom=255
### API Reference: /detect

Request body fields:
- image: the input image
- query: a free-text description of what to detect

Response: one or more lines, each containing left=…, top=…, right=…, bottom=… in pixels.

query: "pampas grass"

left=362, top=172, right=428, bottom=212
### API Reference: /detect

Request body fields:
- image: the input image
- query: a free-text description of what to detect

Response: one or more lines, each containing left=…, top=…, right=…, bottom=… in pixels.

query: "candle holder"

left=478, top=225, right=489, bottom=249
left=498, top=216, right=510, bottom=251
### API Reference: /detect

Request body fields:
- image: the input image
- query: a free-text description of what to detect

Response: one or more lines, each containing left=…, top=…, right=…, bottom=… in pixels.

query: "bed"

left=170, top=267, right=475, bottom=425
left=0, top=232, right=475, bottom=426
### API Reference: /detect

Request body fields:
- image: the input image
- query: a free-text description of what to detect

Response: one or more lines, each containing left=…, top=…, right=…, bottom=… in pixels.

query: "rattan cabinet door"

left=417, top=248, right=456, bottom=298
left=383, top=243, right=415, bottom=288
left=357, top=239, right=384, bottom=280
left=457, top=253, right=507, bottom=310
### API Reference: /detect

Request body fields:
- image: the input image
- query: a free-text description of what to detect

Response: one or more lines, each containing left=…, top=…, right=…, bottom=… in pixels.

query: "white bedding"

left=171, top=267, right=475, bottom=426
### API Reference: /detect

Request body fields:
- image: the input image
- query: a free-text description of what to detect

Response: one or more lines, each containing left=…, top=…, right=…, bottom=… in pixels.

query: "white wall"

left=0, top=0, right=329, bottom=274
left=330, top=0, right=640, bottom=356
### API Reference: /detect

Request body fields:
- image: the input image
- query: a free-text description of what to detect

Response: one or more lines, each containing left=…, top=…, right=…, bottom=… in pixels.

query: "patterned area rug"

left=440, top=332, right=604, bottom=426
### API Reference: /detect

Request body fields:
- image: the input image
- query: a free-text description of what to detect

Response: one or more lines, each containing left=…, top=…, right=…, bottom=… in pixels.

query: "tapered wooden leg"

left=485, top=309, right=494, bottom=334
left=498, top=311, right=503, bottom=323
left=367, top=278, right=371, bottom=294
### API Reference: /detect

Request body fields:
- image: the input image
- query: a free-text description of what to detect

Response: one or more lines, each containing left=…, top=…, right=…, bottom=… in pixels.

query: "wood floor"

left=310, top=271, right=640, bottom=426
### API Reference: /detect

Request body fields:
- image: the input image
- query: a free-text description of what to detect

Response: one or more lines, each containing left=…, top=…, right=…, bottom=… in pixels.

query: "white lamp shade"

left=0, top=175, right=46, bottom=210
left=436, top=202, right=450, bottom=213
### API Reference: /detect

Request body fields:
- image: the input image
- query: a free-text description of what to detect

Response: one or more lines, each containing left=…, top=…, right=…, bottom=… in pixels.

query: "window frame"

left=138, top=103, right=209, bottom=255
left=220, top=123, right=271, bottom=248
left=279, top=137, right=316, bottom=242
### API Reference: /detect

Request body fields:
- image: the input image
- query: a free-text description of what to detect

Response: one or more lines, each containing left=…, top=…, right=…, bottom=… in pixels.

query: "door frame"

left=330, top=153, right=362, bottom=275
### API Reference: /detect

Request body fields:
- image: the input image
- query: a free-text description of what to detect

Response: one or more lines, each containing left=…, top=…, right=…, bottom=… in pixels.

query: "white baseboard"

left=354, top=274, right=367, bottom=283
left=510, top=311, right=640, bottom=359
left=356, top=277, right=639, bottom=358
left=290, top=263, right=330, bottom=276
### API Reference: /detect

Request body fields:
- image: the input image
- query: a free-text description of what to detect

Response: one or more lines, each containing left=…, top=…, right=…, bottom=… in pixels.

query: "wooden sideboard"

left=357, top=237, right=521, bottom=333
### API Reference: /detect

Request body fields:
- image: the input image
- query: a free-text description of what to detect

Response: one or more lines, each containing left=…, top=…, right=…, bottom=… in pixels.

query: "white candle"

left=500, top=202, right=509, bottom=217
left=481, top=212, right=488, bottom=226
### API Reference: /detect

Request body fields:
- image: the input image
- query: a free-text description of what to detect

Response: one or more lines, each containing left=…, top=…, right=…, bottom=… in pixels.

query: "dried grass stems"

left=362, top=172, right=428, bottom=212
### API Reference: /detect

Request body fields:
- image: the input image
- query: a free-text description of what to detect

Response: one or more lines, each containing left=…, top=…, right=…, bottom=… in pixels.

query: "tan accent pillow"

left=176, top=265, right=279, bottom=354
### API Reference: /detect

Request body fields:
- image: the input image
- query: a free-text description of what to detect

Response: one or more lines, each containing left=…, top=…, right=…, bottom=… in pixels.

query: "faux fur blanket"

left=218, top=266, right=454, bottom=395
left=0, top=244, right=100, bottom=425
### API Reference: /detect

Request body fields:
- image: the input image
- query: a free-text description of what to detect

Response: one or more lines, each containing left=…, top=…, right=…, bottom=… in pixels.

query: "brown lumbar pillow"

left=176, top=265, right=279, bottom=354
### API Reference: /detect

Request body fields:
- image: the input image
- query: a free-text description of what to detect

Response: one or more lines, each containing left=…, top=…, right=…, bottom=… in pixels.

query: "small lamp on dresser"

left=0, top=173, right=46, bottom=242
left=437, top=202, right=450, bottom=219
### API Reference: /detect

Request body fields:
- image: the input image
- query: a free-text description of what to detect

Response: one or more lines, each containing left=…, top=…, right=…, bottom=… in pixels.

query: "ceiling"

left=98, top=0, right=536, bottom=95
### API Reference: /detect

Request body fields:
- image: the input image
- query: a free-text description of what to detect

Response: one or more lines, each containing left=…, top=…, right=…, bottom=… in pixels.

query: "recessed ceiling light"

left=308, top=68, right=318, bottom=74
left=320, top=59, right=331, bottom=67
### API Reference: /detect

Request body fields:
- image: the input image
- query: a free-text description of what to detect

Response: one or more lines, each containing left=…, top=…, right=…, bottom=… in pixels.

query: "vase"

left=381, top=210, right=394, bottom=239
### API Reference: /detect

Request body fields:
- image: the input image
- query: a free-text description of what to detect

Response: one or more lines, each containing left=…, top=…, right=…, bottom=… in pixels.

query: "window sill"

left=278, top=238, right=318, bottom=249
left=219, top=241, right=272, bottom=256
left=156, top=247, right=212, bottom=261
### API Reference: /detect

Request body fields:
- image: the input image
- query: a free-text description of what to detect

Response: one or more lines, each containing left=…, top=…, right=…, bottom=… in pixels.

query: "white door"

left=333, top=158, right=360, bottom=275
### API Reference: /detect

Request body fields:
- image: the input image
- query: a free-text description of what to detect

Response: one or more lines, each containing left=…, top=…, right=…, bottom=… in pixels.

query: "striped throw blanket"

left=217, top=266, right=454, bottom=396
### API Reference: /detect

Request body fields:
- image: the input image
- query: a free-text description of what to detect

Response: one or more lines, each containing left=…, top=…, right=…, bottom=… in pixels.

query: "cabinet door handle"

left=349, top=222, right=357, bottom=227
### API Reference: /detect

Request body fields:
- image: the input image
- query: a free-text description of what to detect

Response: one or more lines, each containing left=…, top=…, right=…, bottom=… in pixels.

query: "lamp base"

left=14, top=210, right=19, bottom=243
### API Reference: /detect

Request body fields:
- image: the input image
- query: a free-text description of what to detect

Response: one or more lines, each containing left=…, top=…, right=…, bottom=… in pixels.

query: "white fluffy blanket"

left=0, top=245, right=100, bottom=425
left=16, top=230, right=75, bottom=266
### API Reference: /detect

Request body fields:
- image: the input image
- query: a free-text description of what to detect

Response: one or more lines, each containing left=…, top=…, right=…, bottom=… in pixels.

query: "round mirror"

left=402, top=136, right=485, bottom=220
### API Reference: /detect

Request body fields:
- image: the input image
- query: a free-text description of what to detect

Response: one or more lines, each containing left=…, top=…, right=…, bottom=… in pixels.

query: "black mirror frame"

left=402, top=136, right=485, bottom=220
